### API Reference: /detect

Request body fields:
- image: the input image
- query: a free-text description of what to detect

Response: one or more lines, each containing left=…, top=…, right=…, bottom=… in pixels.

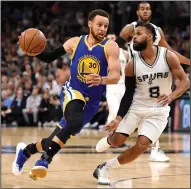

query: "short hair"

left=88, top=9, right=109, bottom=21
left=137, top=1, right=151, bottom=10
left=135, top=21, right=156, bottom=42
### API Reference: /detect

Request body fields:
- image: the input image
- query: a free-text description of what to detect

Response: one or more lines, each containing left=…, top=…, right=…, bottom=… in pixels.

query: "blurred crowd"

left=1, top=1, right=190, bottom=127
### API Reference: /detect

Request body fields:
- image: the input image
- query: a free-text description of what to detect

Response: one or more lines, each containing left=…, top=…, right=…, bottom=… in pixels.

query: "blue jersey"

left=68, top=35, right=109, bottom=101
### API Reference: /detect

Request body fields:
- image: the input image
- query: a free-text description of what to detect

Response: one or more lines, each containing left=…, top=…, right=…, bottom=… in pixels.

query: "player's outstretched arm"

left=157, top=50, right=190, bottom=106
left=115, top=24, right=134, bottom=48
left=101, top=41, right=121, bottom=85
left=36, top=37, right=79, bottom=63
left=158, top=27, right=190, bottom=65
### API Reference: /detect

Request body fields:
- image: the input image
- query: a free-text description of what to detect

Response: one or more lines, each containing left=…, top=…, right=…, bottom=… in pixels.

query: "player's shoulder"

left=105, top=40, right=119, bottom=57
left=105, top=40, right=119, bottom=50
left=71, top=36, right=82, bottom=43
left=166, top=48, right=178, bottom=59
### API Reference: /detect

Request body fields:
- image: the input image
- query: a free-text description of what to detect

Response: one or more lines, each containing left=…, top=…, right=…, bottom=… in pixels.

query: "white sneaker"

left=149, top=147, right=170, bottom=162
left=93, top=163, right=110, bottom=185
left=96, top=137, right=111, bottom=152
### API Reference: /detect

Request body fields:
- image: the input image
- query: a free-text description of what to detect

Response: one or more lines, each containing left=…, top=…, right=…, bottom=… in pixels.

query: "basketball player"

left=93, top=22, right=190, bottom=185
left=106, top=33, right=129, bottom=124
left=12, top=9, right=121, bottom=180
left=97, top=1, right=190, bottom=162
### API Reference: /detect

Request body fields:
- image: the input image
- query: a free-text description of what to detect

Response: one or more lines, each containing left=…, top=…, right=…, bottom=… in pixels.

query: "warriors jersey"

left=128, top=21, right=161, bottom=58
left=132, top=46, right=172, bottom=107
left=68, top=35, right=110, bottom=101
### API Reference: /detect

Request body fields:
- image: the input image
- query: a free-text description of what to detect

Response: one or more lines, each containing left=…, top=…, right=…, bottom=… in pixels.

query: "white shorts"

left=106, top=84, right=125, bottom=123
left=116, top=105, right=170, bottom=144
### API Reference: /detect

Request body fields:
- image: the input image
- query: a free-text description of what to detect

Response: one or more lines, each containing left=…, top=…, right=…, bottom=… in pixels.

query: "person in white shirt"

left=106, top=33, right=129, bottom=124
left=22, top=87, right=41, bottom=125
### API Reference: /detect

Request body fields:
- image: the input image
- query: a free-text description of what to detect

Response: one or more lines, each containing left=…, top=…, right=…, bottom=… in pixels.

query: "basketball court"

left=1, top=127, right=190, bottom=188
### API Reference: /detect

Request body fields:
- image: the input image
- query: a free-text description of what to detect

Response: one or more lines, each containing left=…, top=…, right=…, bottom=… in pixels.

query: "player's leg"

left=32, top=108, right=39, bottom=125
left=94, top=135, right=152, bottom=185
left=29, top=99, right=85, bottom=180
left=22, top=108, right=30, bottom=124
left=29, top=87, right=87, bottom=180
left=96, top=108, right=140, bottom=152
left=12, top=88, right=84, bottom=177
left=106, top=89, right=120, bottom=123
left=94, top=106, right=170, bottom=185
left=96, top=85, right=126, bottom=152
left=106, top=84, right=125, bottom=123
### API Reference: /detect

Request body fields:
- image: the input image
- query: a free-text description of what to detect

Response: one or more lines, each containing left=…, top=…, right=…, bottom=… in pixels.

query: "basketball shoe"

left=149, top=147, right=170, bottom=162
left=29, top=158, right=48, bottom=180
left=93, top=162, right=110, bottom=185
left=12, top=142, right=29, bottom=176
left=96, top=137, right=111, bottom=152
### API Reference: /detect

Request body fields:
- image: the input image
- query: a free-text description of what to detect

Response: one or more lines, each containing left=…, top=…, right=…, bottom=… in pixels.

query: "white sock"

left=105, top=157, right=121, bottom=169
left=154, top=140, right=160, bottom=148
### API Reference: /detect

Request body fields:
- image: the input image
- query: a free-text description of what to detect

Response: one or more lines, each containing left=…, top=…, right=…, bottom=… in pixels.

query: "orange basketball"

left=19, top=28, right=46, bottom=56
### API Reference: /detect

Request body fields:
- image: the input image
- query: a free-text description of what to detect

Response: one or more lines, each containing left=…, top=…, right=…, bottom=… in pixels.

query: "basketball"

left=19, top=28, right=46, bottom=56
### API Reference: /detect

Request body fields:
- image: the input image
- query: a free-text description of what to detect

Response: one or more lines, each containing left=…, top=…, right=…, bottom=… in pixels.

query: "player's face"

left=137, top=3, right=152, bottom=22
left=56, top=67, right=70, bottom=85
left=133, top=26, right=149, bottom=51
left=89, top=15, right=109, bottom=41
left=107, top=34, right=116, bottom=41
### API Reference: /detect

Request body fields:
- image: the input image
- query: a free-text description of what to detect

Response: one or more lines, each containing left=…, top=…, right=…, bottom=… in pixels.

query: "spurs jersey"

left=132, top=46, right=172, bottom=107
left=128, top=21, right=161, bottom=58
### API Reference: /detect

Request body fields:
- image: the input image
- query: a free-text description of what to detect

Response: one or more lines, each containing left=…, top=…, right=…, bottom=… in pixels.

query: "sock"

left=23, top=143, right=38, bottom=158
left=105, top=157, right=121, bottom=169
left=45, top=141, right=61, bottom=158
left=155, top=140, right=160, bottom=148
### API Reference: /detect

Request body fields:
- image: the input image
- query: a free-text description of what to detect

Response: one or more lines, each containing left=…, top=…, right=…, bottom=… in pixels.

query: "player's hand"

left=86, top=74, right=102, bottom=87
left=157, top=93, right=173, bottom=106
left=105, top=119, right=120, bottom=135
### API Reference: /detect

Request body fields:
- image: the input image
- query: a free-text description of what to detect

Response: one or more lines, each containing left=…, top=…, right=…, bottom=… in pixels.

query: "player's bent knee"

left=57, top=114, right=84, bottom=144
left=41, top=138, right=52, bottom=151
left=135, top=135, right=152, bottom=153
